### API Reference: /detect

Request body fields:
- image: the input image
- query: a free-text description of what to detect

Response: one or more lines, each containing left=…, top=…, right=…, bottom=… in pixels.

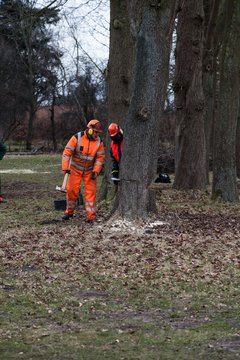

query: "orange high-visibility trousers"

left=65, top=167, right=97, bottom=220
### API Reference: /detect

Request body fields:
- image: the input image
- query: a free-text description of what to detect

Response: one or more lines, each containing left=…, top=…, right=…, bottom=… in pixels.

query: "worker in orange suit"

left=62, top=119, right=105, bottom=222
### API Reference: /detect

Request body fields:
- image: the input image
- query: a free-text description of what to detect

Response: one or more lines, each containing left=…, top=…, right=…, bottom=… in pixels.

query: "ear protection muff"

left=88, top=128, right=94, bottom=136
left=119, top=128, right=124, bottom=135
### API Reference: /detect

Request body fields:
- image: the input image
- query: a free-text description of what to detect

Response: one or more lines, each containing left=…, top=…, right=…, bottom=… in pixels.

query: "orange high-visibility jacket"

left=62, top=131, right=105, bottom=174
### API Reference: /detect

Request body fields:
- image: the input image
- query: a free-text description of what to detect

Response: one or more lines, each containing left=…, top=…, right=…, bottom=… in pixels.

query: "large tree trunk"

left=118, top=0, right=177, bottom=220
left=203, top=0, right=221, bottom=183
left=108, top=0, right=134, bottom=123
left=212, top=0, right=240, bottom=202
left=99, top=0, right=134, bottom=201
left=173, top=0, right=206, bottom=189
left=236, top=99, right=240, bottom=178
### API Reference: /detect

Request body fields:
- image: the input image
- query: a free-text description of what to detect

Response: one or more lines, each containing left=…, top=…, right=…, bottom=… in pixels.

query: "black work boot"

left=62, top=213, right=73, bottom=221
left=87, top=218, right=96, bottom=224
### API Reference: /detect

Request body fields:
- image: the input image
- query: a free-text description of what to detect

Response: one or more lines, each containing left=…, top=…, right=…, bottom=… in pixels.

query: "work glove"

left=91, top=171, right=98, bottom=180
left=113, top=179, right=119, bottom=186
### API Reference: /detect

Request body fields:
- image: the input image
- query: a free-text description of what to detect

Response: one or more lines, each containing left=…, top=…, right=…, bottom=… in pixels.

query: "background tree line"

left=1, top=0, right=240, bottom=220
left=0, top=0, right=108, bottom=150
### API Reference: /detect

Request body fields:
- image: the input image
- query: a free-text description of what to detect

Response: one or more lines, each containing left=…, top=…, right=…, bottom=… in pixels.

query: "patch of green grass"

left=0, top=155, right=240, bottom=359
left=1, top=269, right=240, bottom=359
left=1, top=154, right=60, bottom=170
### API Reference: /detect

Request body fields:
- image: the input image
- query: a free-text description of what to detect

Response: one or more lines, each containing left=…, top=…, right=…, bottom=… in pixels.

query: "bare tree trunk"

left=203, top=0, right=221, bottom=183
left=117, top=0, right=178, bottom=220
left=25, top=25, right=35, bottom=152
left=212, top=0, right=240, bottom=202
left=236, top=97, right=240, bottom=178
left=173, top=0, right=206, bottom=189
left=108, top=0, right=134, bottom=124
left=50, top=94, right=57, bottom=152
left=99, top=0, right=134, bottom=201
left=26, top=102, right=35, bottom=151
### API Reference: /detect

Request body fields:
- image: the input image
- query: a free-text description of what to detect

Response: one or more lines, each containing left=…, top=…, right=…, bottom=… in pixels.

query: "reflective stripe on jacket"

left=62, top=131, right=105, bottom=174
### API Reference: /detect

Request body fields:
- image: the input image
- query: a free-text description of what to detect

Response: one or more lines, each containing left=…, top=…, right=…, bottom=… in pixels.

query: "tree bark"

left=108, top=0, right=134, bottom=124
left=26, top=101, right=35, bottom=151
left=99, top=0, right=134, bottom=201
left=203, top=0, right=221, bottom=182
left=50, top=93, right=57, bottom=152
left=236, top=98, right=240, bottom=178
left=118, top=0, right=178, bottom=220
left=212, top=0, right=240, bottom=202
left=173, top=0, right=206, bottom=189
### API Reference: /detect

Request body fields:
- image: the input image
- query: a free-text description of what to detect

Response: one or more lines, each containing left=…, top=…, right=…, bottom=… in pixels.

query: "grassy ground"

left=0, top=154, right=240, bottom=359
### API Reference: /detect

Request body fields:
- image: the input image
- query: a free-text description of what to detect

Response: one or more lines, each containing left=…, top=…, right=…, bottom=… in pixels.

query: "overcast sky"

left=56, top=0, right=110, bottom=72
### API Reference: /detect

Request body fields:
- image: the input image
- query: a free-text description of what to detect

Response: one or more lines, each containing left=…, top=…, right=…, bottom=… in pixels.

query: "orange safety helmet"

left=87, top=119, right=103, bottom=133
left=108, top=123, right=119, bottom=137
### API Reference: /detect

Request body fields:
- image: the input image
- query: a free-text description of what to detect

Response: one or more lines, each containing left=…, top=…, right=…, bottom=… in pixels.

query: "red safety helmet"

left=87, top=119, right=103, bottom=133
left=108, top=123, right=119, bottom=137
